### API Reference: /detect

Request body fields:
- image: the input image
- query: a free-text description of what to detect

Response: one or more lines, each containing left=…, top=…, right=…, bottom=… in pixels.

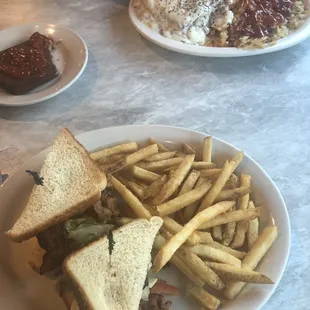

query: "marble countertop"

left=0, top=0, right=309, bottom=309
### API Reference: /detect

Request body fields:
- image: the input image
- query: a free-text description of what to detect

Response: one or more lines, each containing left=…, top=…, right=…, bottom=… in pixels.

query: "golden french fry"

left=200, top=168, right=222, bottom=178
left=129, top=165, right=161, bottom=183
left=223, top=174, right=239, bottom=189
left=144, top=151, right=177, bottom=162
left=247, top=201, right=259, bottom=248
left=187, top=284, right=220, bottom=310
left=110, top=176, right=152, bottom=219
left=116, top=176, right=130, bottom=187
left=215, top=186, right=251, bottom=203
left=162, top=216, right=201, bottom=246
left=206, top=262, right=273, bottom=284
left=208, top=241, right=247, bottom=260
left=182, top=143, right=196, bottom=155
left=178, top=247, right=225, bottom=290
left=106, top=144, right=159, bottom=174
left=199, top=208, right=260, bottom=230
left=183, top=177, right=208, bottom=223
left=222, top=204, right=236, bottom=246
left=157, top=182, right=212, bottom=216
left=175, top=151, right=186, bottom=158
left=192, top=162, right=216, bottom=170
left=144, top=174, right=168, bottom=200
left=196, top=231, right=213, bottom=244
left=137, top=157, right=183, bottom=171
left=212, top=226, right=223, bottom=241
left=231, top=174, right=251, bottom=249
left=90, top=142, right=138, bottom=161
left=98, top=154, right=125, bottom=165
left=179, top=170, right=201, bottom=196
left=149, top=138, right=170, bottom=152
left=153, top=201, right=235, bottom=271
left=127, top=181, right=145, bottom=200
left=202, top=136, right=212, bottom=162
left=224, top=226, right=278, bottom=300
left=152, top=155, right=195, bottom=205
left=198, top=152, right=244, bottom=213
left=191, top=244, right=241, bottom=267
left=154, top=235, right=205, bottom=287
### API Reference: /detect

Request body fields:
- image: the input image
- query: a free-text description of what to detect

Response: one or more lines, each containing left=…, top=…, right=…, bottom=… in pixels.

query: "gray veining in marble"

left=0, top=0, right=310, bottom=309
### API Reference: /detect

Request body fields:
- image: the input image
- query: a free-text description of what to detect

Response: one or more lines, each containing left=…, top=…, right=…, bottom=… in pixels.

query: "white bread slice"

left=64, top=217, right=163, bottom=310
left=6, top=128, right=107, bottom=242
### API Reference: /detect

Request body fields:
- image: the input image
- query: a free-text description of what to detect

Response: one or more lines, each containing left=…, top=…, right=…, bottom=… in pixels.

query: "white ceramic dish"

left=0, top=125, right=290, bottom=310
left=129, top=0, right=310, bottom=57
left=0, top=22, right=88, bottom=106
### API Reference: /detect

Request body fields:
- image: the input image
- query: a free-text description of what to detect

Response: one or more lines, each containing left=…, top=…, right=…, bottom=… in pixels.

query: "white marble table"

left=0, top=0, right=309, bottom=309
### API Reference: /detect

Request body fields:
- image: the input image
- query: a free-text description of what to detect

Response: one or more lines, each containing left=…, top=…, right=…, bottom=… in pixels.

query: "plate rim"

left=129, top=0, right=310, bottom=57
left=0, top=21, right=88, bottom=107
left=0, top=124, right=291, bottom=309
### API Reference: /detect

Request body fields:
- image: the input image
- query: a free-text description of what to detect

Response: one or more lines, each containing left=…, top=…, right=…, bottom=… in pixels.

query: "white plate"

left=0, top=22, right=88, bottom=106
left=129, top=0, right=310, bottom=57
left=0, top=125, right=290, bottom=310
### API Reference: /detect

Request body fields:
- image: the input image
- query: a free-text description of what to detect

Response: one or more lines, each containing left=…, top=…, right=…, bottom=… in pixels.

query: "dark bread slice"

left=6, top=128, right=107, bottom=242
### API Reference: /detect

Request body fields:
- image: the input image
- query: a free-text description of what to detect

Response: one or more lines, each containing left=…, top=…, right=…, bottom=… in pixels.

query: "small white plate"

left=129, top=0, right=310, bottom=57
left=0, top=22, right=88, bottom=106
left=0, top=125, right=290, bottom=310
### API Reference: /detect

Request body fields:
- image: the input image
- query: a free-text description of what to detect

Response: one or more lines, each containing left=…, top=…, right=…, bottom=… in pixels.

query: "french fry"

left=187, top=284, right=220, bottom=310
left=196, top=231, right=213, bottom=244
left=98, top=154, right=125, bottom=165
left=202, top=136, right=212, bottom=162
left=200, top=169, right=222, bottom=178
left=127, top=181, right=145, bottom=200
left=152, top=155, right=195, bottom=205
left=179, top=170, right=201, bottom=195
left=247, top=201, right=259, bottom=248
left=178, top=247, right=225, bottom=290
left=182, top=143, right=196, bottom=155
left=214, top=186, right=251, bottom=203
left=191, top=244, right=241, bottom=267
left=154, top=235, right=205, bottom=287
left=137, top=158, right=183, bottom=171
left=110, top=176, right=152, bottom=219
left=157, top=182, right=212, bottom=216
left=205, top=262, right=273, bottom=284
left=208, top=241, right=247, bottom=260
left=153, top=201, right=235, bottom=271
left=106, top=144, right=159, bottom=174
left=224, top=226, right=278, bottom=300
left=183, top=177, right=208, bottom=223
left=116, top=176, right=130, bottom=187
left=175, top=151, right=186, bottom=158
left=198, top=152, right=244, bottom=212
left=144, top=174, right=168, bottom=200
left=129, top=166, right=161, bottom=183
left=90, top=142, right=138, bottom=161
left=223, top=174, right=239, bottom=189
left=150, top=138, right=170, bottom=152
left=199, top=208, right=260, bottom=230
left=192, top=162, right=216, bottom=170
left=144, top=151, right=177, bottom=162
left=231, top=174, right=251, bottom=249
left=162, top=216, right=201, bottom=246
left=212, top=226, right=223, bottom=241
left=222, top=204, right=236, bottom=246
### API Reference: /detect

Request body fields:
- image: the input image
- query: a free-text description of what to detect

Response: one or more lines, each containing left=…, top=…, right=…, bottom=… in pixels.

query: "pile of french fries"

left=90, top=137, right=278, bottom=310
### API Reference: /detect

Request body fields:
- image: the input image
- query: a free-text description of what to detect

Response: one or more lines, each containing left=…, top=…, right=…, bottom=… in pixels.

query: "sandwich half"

left=64, top=217, right=163, bottom=310
left=6, top=128, right=107, bottom=242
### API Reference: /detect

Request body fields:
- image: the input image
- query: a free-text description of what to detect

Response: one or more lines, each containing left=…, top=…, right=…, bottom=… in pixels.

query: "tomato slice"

left=150, top=280, right=180, bottom=296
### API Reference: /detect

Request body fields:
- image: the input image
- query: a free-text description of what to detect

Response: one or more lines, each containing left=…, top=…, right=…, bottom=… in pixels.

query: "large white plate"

left=129, top=0, right=310, bottom=57
left=0, top=22, right=88, bottom=106
left=0, top=125, right=290, bottom=310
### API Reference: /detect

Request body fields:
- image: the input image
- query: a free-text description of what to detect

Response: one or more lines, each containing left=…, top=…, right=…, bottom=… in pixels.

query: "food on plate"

left=132, top=0, right=309, bottom=48
left=6, top=130, right=279, bottom=309
left=0, top=32, right=59, bottom=95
